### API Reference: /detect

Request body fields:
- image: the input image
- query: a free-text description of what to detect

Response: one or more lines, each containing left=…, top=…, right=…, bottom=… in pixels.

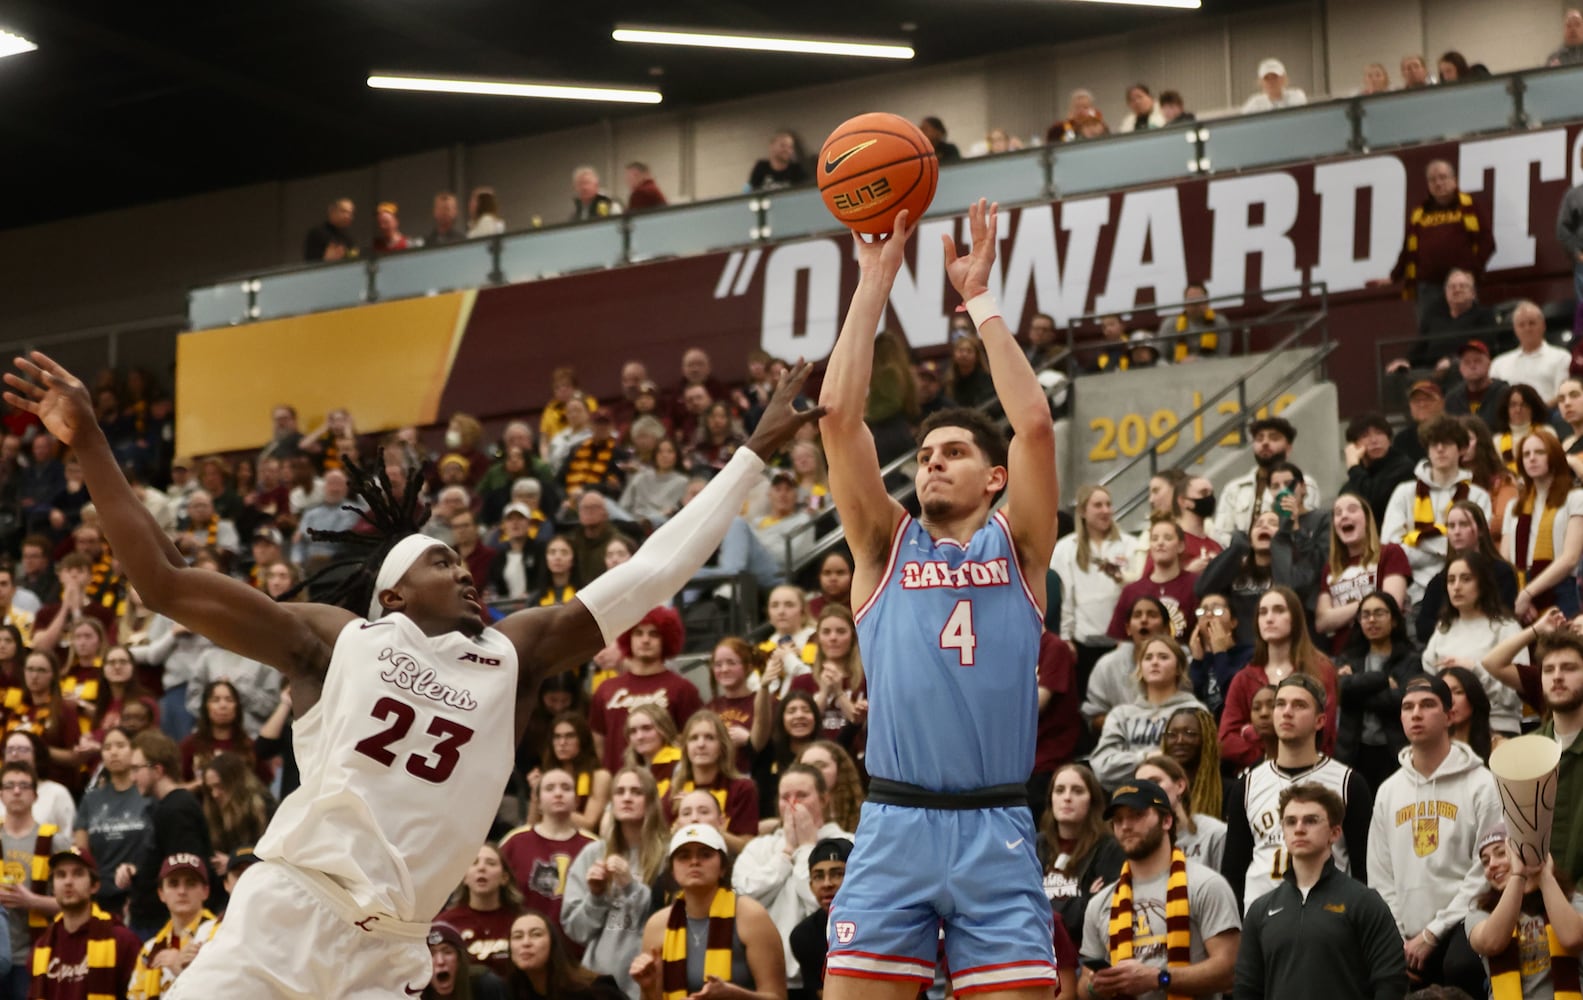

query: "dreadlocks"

left=280, top=450, right=429, bottom=613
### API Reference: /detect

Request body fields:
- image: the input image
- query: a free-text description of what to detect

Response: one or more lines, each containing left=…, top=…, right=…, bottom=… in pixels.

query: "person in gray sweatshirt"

left=560, top=767, right=671, bottom=999
left=1090, top=635, right=1209, bottom=789
left=1366, top=674, right=1501, bottom=991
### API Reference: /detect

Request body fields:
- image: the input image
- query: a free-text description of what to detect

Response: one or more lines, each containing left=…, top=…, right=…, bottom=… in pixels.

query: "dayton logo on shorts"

left=834, top=921, right=857, bottom=945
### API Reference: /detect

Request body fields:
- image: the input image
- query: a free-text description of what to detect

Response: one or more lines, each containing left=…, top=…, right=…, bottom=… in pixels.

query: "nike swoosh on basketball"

left=1005, top=838, right=1025, bottom=850
left=1266, top=906, right=1284, bottom=916
left=824, top=139, right=877, bottom=173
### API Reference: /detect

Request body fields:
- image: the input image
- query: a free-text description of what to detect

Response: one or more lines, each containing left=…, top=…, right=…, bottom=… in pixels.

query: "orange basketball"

left=817, top=112, right=938, bottom=235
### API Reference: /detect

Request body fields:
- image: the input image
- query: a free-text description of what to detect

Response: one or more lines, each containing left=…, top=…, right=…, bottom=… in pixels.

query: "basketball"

left=817, top=112, right=938, bottom=235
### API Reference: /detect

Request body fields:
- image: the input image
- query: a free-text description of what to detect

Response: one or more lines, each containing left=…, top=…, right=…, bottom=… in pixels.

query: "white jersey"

left=1240, top=755, right=1354, bottom=913
left=255, top=614, right=518, bottom=923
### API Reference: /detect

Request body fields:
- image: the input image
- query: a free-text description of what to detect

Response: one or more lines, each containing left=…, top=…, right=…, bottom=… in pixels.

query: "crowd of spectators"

left=11, top=6, right=1581, bottom=995
left=0, top=239, right=1578, bottom=1000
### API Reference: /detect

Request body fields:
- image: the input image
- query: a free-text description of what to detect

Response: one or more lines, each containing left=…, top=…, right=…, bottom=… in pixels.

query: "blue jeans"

left=160, top=682, right=194, bottom=741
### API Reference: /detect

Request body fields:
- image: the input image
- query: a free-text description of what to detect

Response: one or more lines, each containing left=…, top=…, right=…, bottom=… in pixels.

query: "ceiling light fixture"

left=1064, top=0, right=1201, bottom=8
left=612, top=26, right=914, bottom=60
left=367, top=73, right=662, bottom=105
left=0, top=29, right=37, bottom=59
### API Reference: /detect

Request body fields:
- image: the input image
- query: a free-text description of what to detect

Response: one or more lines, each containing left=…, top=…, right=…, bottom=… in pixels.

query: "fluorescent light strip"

left=613, top=27, right=913, bottom=60
left=367, top=74, right=662, bottom=105
left=0, top=29, right=37, bottom=59
left=1064, top=0, right=1201, bottom=8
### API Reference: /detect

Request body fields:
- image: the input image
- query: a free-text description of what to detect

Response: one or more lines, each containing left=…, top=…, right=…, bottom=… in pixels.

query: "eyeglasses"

left=1, top=783, right=33, bottom=792
left=1196, top=607, right=1227, bottom=617
left=1357, top=609, right=1391, bottom=621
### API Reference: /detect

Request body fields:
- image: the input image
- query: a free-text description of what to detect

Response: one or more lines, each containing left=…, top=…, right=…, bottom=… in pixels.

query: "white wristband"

left=964, top=292, right=1002, bottom=329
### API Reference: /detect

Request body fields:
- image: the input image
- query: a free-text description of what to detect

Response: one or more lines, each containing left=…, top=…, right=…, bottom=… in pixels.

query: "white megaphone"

left=1488, top=734, right=1564, bottom=869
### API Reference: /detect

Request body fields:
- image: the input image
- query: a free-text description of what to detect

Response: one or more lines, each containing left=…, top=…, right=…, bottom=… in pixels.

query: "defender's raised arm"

left=4, top=353, right=347, bottom=704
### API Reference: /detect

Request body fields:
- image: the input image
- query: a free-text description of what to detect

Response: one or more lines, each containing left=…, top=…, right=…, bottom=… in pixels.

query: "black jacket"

left=1234, top=858, right=1406, bottom=1000
left=1040, top=835, right=1126, bottom=945
left=1334, top=641, right=1421, bottom=766
left=1195, top=520, right=1326, bottom=647
left=1445, top=376, right=1510, bottom=418
left=1344, top=449, right=1416, bottom=530
left=129, top=788, right=213, bottom=928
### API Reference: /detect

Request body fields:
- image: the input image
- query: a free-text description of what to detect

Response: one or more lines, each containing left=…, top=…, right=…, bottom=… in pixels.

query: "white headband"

left=368, top=534, right=448, bottom=620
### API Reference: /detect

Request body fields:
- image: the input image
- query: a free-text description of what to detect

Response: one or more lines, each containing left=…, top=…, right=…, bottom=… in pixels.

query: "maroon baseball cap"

left=1459, top=339, right=1491, bottom=357
left=48, top=847, right=97, bottom=876
left=158, top=853, right=209, bottom=887
left=1408, top=380, right=1443, bottom=400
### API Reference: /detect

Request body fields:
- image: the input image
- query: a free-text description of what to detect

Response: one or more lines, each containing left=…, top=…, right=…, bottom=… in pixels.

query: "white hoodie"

left=1090, top=690, right=1207, bottom=789
left=1366, top=740, right=1501, bottom=939
left=1380, top=461, right=1491, bottom=605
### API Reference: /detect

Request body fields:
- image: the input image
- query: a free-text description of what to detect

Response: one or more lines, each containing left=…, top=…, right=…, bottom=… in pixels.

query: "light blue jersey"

left=854, top=510, right=1044, bottom=792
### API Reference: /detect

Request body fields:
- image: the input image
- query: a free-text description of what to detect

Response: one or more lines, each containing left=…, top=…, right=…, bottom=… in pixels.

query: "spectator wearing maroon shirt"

left=667, top=349, right=731, bottom=433
left=436, top=844, right=523, bottom=981
left=588, top=607, right=700, bottom=771
left=623, top=163, right=668, bottom=213
left=497, top=770, right=596, bottom=957
left=1030, top=632, right=1081, bottom=814
left=370, top=202, right=409, bottom=255
left=449, top=511, right=497, bottom=591
left=1108, top=514, right=1199, bottom=642
left=30, top=848, right=141, bottom=1000
left=1373, top=159, right=1496, bottom=325
left=705, top=639, right=759, bottom=776
left=33, top=552, right=117, bottom=654
left=660, top=712, right=759, bottom=853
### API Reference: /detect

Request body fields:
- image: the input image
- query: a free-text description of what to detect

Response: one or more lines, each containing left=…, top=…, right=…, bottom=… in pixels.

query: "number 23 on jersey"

left=940, top=600, right=978, bottom=666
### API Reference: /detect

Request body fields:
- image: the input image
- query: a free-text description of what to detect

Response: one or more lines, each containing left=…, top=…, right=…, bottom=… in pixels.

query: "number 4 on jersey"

left=940, top=600, right=977, bottom=666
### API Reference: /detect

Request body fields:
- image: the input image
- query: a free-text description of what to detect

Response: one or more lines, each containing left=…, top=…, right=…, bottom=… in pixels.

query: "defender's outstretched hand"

left=4, top=352, right=96, bottom=448
left=744, top=360, right=828, bottom=461
left=943, top=198, right=999, bottom=300
left=853, top=209, right=918, bottom=284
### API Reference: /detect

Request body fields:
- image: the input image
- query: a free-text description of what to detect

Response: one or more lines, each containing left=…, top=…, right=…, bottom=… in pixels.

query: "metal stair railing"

left=1099, top=306, right=1335, bottom=525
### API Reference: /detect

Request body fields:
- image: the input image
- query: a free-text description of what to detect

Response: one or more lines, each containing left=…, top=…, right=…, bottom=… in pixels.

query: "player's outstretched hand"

left=744, top=360, right=826, bottom=462
left=853, top=209, right=917, bottom=283
left=4, top=352, right=96, bottom=448
left=943, top=198, right=999, bottom=301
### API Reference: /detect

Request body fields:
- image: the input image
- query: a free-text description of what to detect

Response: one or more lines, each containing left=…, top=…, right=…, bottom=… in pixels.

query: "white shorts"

left=167, top=861, right=432, bottom=999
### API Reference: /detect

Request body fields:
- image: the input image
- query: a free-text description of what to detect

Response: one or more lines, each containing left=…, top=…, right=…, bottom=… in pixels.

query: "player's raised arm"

left=500, top=362, right=824, bottom=680
left=3, top=353, right=346, bottom=695
left=944, top=199, right=1059, bottom=588
left=817, top=212, right=915, bottom=571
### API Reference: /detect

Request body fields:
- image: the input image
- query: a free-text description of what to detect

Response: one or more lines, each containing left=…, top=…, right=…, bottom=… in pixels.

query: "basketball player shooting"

left=3, top=351, right=824, bottom=999
left=817, top=199, right=1061, bottom=999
